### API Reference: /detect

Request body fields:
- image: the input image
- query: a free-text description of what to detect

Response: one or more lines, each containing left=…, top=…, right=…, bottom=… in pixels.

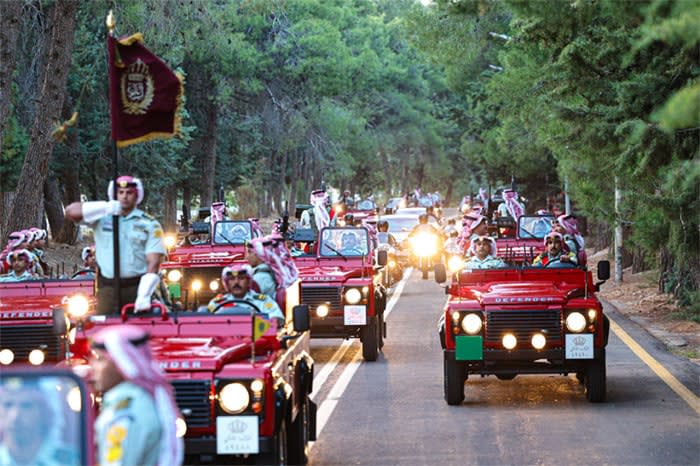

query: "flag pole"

left=106, top=11, right=121, bottom=314
left=250, top=307, right=256, bottom=365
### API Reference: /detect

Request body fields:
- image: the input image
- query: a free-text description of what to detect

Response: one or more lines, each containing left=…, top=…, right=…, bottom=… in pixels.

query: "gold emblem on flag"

left=120, top=59, right=154, bottom=115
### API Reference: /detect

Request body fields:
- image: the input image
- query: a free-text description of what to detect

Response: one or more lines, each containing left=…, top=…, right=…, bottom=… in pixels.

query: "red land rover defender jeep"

left=0, top=279, right=93, bottom=366
left=293, top=226, right=387, bottom=361
left=56, top=282, right=315, bottom=465
left=436, top=260, right=611, bottom=405
left=161, top=219, right=259, bottom=309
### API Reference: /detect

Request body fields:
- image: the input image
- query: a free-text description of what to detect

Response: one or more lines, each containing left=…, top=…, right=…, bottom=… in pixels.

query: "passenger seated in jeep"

left=0, top=249, right=36, bottom=282
left=532, top=232, right=577, bottom=267
left=207, top=266, right=284, bottom=324
left=464, top=236, right=506, bottom=269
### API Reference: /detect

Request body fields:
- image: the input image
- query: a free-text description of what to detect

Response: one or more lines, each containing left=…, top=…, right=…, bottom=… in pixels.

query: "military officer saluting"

left=65, top=176, right=165, bottom=315
left=208, top=266, right=285, bottom=323
left=90, top=325, right=183, bottom=466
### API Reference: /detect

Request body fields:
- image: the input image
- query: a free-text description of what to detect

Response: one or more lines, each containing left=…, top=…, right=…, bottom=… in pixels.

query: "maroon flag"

left=108, top=33, right=184, bottom=148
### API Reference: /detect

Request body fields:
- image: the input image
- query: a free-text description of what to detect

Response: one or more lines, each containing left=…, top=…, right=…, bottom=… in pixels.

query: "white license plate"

left=216, top=416, right=259, bottom=454
left=344, top=305, right=367, bottom=325
left=565, top=334, right=594, bottom=359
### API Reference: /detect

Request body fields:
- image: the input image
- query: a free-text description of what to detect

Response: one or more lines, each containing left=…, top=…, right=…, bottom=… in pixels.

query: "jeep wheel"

left=377, top=311, right=385, bottom=350
left=444, top=352, right=466, bottom=405
left=421, top=265, right=429, bottom=279
left=257, top=421, right=287, bottom=465
left=362, top=316, right=379, bottom=361
left=496, top=373, right=517, bottom=381
left=585, top=349, right=606, bottom=402
left=575, top=371, right=585, bottom=384
left=288, top=397, right=310, bottom=465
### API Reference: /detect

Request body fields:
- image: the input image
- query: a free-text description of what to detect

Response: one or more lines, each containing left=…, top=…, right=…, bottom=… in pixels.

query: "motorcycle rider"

left=408, top=214, right=444, bottom=268
left=376, top=220, right=397, bottom=248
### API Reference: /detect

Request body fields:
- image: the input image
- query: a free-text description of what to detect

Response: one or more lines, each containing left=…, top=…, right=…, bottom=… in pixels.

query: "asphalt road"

left=307, top=268, right=700, bottom=466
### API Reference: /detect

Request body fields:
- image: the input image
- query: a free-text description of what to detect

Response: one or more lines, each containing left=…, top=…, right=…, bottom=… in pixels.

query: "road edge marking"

left=609, top=315, right=700, bottom=415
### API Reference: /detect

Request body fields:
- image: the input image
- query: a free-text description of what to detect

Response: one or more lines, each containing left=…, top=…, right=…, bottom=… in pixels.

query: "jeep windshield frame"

left=212, top=220, right=253, bottom=246
left=319, top=227, right=370, bottom=258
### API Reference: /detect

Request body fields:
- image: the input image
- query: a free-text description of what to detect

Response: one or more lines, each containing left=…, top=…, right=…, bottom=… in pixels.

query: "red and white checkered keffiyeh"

left=92, top=325, right=183, bottom=466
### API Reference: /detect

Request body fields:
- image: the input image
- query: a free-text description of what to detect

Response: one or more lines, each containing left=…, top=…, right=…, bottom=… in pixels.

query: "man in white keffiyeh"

left=90, top=325, right=183, bottom=466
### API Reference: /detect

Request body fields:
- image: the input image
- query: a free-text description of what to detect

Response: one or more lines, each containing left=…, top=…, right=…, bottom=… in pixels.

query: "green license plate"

left=455, top=335, right=483, bottom=361
left=168, top=282, right=181, bottom=299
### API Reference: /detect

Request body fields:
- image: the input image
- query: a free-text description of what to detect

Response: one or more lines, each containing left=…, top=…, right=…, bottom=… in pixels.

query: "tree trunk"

left=44, top=175, right=67, bottom=241
left=163, top=185, right=177, bottom=231
left=53, top=96, right=81, bottom=244
left=6, top=0, right=78, bottom=235
left=199, top=98, right=218, bottom=206
left=182, top=183, right=192, bottom=227
left=0, top=0, right=22, bottom=147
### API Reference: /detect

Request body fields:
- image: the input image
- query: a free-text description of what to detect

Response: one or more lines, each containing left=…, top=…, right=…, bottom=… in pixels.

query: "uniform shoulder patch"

left=153, top=228, right=164, bottom=238
left=114, top=397, right=132, bottom=411
left=264, top=302, right=274, bottom=309
left=258, top=294, right=266, bottom=300
left=143, top=212, right=156, bottom=220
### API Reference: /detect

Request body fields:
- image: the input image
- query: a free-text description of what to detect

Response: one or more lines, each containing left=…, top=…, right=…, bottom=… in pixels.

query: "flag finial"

left=106, top=10, right=116, bottom=33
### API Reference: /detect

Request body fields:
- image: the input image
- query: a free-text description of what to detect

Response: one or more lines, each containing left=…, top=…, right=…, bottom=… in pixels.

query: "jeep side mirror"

left=434, top=263, right=447, bottom=284
left=52, top=307, right=67, bottom=335
left=293, top=304, right=310, bottom=332
left=597, top=260, right=610, bottom=281
left=376, top=250, right=387, bottom=266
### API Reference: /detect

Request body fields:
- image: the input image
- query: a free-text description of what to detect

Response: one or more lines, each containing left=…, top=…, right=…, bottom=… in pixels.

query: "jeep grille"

left=301, top=286, right=342, bottom=310
left=485, top=309, right=561, bottom=344
left=0, top=325, right=62, bottom=361
left=171, top=380, right=212, bottom=428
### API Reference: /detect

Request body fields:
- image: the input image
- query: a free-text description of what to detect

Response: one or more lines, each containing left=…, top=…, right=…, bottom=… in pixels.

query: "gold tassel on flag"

left=51, top=112, right=79, bottom=143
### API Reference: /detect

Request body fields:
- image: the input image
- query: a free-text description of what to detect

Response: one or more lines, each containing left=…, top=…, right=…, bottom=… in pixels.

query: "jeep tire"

left=288, top=396, right=310, bottom=465
left=257, top=421, right=287, bottom=465
left=585, top=349, right=606, bottom=402
left=444, top=352, right=466, bottom=405
left=361, top=315, right=379, bottom=361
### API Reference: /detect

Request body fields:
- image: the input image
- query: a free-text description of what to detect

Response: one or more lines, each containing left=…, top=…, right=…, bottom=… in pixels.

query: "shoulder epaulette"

left=257, top=294, right=266, bottom=300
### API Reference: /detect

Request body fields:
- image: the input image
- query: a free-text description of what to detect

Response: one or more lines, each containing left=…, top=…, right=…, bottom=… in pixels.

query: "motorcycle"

left=377, top=233, right=404, bottom=287
left=409, top=230, right=443, bottom=279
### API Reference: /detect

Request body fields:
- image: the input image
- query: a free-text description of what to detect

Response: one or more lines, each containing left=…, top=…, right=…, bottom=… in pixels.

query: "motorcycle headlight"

left=209, top=280, right=220, bottom=291
left=345, top=288, right=362, bottom=305
left=411, top=233, right=438, bottom=257
left=218, top=382, right=250, bottom=414
left=67, top=295, right=90, bottom=318
left=447, top=255, right=464, bottom=273
left=167, top=270, right=182, bottom=282
left=565, top=312, right=587, bottom=333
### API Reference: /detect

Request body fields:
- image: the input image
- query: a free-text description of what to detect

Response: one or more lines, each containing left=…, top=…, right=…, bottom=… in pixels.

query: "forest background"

left=0, top=0, right=697, bottom=319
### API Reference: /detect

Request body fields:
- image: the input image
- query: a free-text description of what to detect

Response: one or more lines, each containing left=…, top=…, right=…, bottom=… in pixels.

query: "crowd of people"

left=0, top=227, right=49, bottom=281
left=452, top=187, right=586, bottom=270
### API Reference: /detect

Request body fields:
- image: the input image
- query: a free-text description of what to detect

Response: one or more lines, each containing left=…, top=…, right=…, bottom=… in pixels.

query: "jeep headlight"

left=164, top=234, right=177, bottom=249
left=219, top=382, right=249, bottom=414
left=209, top=280, right=220, bottom=291
left=566, top=312, right=587, bottom=333
left=447, top=255, right=463, bottom=273
left=176, top=417, right=187, bottom=438
left=67, top=295, right=89, bottom=318
left=167, top=270, right=182, bottom=282
left=192, top=279, right=203, bottom=292
left=460, top=313, right=482, bottom=335
left=345, top=288, right=362, bottom=304
left=0, top=349, right=14, bottom=365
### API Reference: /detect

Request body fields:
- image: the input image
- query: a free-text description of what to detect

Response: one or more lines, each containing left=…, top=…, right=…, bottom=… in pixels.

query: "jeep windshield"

left=213, top=221, right=253, bottom=245
left=319, top=227, right=370, bottom=257
left=518, top=215, right=555, bottom=239
left=0, top=370, right=88, bottom=466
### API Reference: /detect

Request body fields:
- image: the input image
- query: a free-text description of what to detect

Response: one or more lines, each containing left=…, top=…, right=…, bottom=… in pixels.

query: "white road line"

left=311, top=347, right=363, bottom=446
left=309, top=268, right=411, bottom=449
left=311, top=339, right=353, bottom=401
left=384, top=266, right=412, bottom=319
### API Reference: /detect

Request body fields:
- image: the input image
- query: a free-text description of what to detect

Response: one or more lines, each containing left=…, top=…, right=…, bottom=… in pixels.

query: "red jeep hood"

left=476, top=282, right=567, bottom=305
left=150, top=336, right=256, bottom=372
